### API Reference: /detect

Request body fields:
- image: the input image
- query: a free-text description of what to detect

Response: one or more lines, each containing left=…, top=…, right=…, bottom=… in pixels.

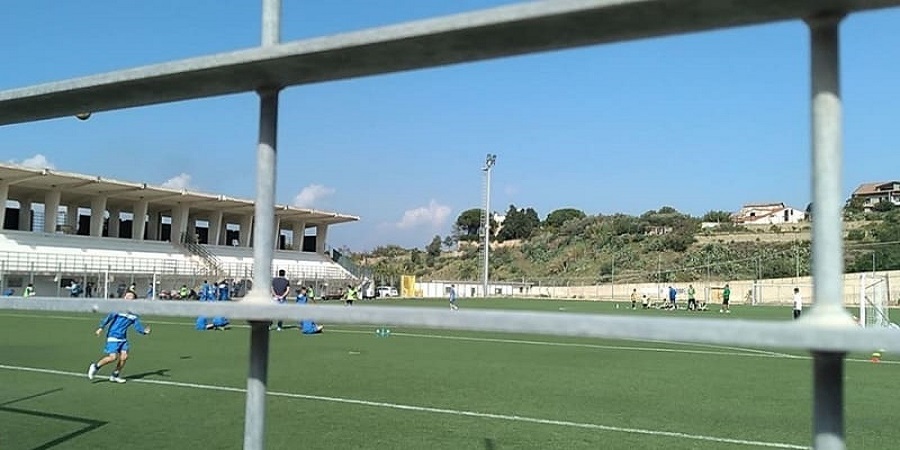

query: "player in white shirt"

left=792, top=287, right=802, bottom=320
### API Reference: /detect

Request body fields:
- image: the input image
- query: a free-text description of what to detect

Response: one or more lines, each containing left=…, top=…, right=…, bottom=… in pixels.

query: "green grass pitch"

left=0, top=298, right=896, bottom=449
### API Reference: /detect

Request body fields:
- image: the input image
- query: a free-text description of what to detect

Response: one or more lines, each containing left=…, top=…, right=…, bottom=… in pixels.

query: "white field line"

left=632, top=338, right=799, bottom=359
left=0, top=313, right=894, bottom=365
left=0, top=363, right=808, bottom=449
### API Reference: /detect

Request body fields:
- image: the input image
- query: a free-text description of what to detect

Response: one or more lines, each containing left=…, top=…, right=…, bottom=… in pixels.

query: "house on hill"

left=732, top=202, right=806, bottom=225
left=851, top=181, right=900, bottom=211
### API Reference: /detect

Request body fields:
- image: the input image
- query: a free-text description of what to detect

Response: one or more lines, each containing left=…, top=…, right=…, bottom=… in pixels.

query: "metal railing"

left=4, top=1, right=900, bottom=449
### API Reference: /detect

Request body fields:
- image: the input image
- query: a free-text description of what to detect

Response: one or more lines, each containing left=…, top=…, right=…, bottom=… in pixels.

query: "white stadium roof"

left=0, top=163, right=358, bottom=225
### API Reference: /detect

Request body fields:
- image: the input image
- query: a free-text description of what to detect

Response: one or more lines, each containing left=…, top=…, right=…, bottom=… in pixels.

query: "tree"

left=544, top=208, right=586, bottom=228
left=844, top=197, right=866, bottom=216
left=442, top=234, right=456, bottom=250
left=872, top=200, right=896, bottom=213
left=426, top=235, right=442, bottom=259
left=497, top=204, right=540, bottom=241
left=454, top=208, right=483, bottom=240
left=701, top=210, right=732, bottom=223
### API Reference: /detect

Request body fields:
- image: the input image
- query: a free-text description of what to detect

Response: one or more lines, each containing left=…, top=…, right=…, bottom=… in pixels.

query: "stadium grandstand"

left=0, top=162, right=360, bottom=299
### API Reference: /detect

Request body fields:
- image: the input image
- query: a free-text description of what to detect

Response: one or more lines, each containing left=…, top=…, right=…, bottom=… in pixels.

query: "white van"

left=376, top=286, right=398, bottom=298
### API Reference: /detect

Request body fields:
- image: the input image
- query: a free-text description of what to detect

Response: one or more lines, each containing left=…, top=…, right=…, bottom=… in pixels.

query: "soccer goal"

left=859, top=273, right=893, bottom=328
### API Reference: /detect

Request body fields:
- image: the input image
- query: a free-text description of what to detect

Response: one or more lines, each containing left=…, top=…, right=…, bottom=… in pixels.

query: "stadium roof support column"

left=18, top=199, right=31, bottom=231
left=239, top=214, right=253, bottom=247
left=292, top=221, right=306, bottom=251
left=172, top=204, right=190, bottom=243
left=132, top=200, right=148, bottom=241
left=244, top=1, right=281, bottom=449
left=209, top=210, right=224, bottom=246
left=43, top=190, right=61, bottom=233
left=316, top=224, right=328, bottom=255
left=147, top=209, right=160, bottom=241
left=187, top=213, right=197, bottom=242
left=0, top=182, right=8, bottom=230
left=66, top=205, right=79, bottom=234
left=805, top=12, right=849, bottom=450
left=89, top=196, right=107, bottom=237
left=273, top=216, right=281, bottom=250
left=108, top=207, right=121, bottom=238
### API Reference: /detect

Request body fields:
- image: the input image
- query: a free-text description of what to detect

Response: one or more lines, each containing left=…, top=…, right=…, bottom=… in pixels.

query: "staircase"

left=176, top=232, right=227, bottom=279
left=328, top=246, right=370, bottom=280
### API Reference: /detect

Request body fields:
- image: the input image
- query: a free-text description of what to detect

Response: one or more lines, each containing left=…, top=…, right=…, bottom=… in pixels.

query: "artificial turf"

left=0, top=299, right=895, bottom=449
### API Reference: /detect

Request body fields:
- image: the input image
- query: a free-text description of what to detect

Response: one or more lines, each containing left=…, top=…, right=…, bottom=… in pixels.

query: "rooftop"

left=0, top=163, right=358, bottom=225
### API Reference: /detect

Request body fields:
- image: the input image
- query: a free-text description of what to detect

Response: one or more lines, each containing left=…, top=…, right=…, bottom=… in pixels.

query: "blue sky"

left=3, top=1, right=900, bottom=251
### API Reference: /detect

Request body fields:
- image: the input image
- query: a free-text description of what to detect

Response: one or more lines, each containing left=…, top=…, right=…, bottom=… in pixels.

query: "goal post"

left=859, top=273, right=892, bottom=328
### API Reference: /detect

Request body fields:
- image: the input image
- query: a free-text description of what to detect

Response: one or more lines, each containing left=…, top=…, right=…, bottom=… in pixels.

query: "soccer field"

left=0, top=299, right=896, bottom=449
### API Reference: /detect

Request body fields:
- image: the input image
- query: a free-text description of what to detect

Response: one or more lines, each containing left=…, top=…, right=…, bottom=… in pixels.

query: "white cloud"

left=161, top=173, right=192, bottom=190
left=396, top=200, right=452, bottom=229
left=293, top=184, right=335, bottom=208
left=10, top=154, right=55, bottom=169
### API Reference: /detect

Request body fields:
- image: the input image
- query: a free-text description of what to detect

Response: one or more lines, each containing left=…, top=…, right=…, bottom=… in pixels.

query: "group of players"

left=87, top=274, right=464, bottom=383
left=629, top=284, right=733, bottom=313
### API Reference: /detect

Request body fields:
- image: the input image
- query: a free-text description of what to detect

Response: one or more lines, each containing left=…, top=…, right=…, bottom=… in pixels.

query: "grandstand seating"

left=0, top=230, right=354, bottom=282
left=204, top=245, right=353, bottom=281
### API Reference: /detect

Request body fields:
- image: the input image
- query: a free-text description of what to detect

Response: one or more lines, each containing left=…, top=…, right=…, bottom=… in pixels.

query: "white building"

left=415, top=280, right=534, bottom=298
left=732, top=202, right=806, bottom=225
left=851, top=181, right=900, bottom=210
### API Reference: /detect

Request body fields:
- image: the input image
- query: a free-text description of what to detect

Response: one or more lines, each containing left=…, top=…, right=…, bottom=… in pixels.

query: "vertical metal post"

left=244, top=1, right=281, bottom=450
left=807, top=13, right=849, bottom=322
left=656, top=254, right=661, bottom=302
left=813, top=352, right=845, bottom=449
left=610, top=256, right=615, bottom=300
left=806, top=12, right=848, bottom=450
left=481, top=154, right=496, bottom=298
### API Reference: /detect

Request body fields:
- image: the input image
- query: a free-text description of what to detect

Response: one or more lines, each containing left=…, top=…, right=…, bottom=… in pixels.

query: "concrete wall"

left=531, top=270, right=899, bottom=306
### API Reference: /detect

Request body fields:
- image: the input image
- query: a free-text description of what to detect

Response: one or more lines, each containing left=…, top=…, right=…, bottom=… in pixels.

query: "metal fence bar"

left=806, top=12, right=849, bottom=450
left=243, top=1, right=282, bottom=449
left=4, top=297, right=899, bottom=353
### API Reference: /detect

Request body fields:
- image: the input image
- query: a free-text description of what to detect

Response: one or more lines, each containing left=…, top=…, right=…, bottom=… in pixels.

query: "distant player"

left=344, top=284, right=357, bottom=306
left=630, top=289, right=637, bottom=309
left=792, top=287, right=802, bottom=320
left=296, top=287, right=324, bottom=334
left=449, top=284, right=459, bottom=311
left=720, top=283, right=731, bottom=314
left=87, top=308, right=151, bottom=383
left=272, top=269, right=290, bottom=331
left=668, top=286, right=677, bottom=310
left=687, top=284, right=697, bottom=311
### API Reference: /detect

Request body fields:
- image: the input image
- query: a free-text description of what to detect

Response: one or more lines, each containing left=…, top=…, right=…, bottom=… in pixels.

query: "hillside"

left=357, top=206, right=900, bottom=285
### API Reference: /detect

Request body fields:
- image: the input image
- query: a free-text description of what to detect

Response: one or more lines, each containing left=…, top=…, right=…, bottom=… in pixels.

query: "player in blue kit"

left=296, top=287, right=323, bottom=334
left=87, top=310, right=151, bottom=383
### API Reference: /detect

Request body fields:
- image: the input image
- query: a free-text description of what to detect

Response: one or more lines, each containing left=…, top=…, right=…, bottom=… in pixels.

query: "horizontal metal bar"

left=4, top=297, right=899, bottom=353
left=3, top=0, right=900, bottom=125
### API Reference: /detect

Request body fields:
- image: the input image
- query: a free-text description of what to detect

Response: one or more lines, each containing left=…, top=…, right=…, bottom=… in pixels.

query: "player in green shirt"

left=720, top=284, right=731, bottom=313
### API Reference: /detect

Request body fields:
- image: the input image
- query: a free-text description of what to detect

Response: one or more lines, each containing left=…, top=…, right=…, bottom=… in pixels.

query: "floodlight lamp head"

left=483, top=154, right=497, bottom=170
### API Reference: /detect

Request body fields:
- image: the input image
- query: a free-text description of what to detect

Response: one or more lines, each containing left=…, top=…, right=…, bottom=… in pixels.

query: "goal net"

left=859, top=273, right=892, bottom=328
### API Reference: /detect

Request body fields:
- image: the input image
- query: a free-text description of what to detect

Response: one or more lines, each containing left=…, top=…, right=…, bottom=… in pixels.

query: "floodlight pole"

left=481, top=154, right=496, bottom=298
left=244, top=1, right=281, bottom=450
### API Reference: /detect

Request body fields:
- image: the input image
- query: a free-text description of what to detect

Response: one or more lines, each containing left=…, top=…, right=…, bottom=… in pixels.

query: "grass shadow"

left=0, top=389, right=107, bottom=450
left=125, top=368, right=170, bottom=381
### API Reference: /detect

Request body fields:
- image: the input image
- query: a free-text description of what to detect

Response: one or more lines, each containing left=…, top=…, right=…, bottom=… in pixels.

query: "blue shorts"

left=103, top=340, right=130, bottom=355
